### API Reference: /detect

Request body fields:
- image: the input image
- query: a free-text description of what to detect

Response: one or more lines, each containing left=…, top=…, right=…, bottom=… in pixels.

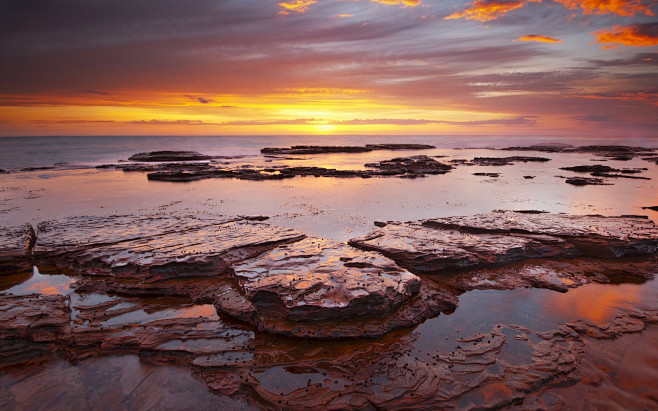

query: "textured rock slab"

left=128, top=151, right=212, bottom=162
left=231, top=237, right=420, bottom=321
left=34, top=215, right=306, bottom=281
left=215, top=238, right=456, bottom=338
left=350, top=212, right=658, bottom=274
left=0, top=224, right=36, bottom=274
left=364, top=155, right=453, bottom=177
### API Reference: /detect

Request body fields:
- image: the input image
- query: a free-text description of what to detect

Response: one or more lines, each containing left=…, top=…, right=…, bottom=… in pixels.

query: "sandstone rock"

left=231, top=237, right=420, bottom=321
left=349, top=211, right=658, bottom=274
left=0, top=224, right=36, bottom=274
left=128, top=151, right=212, bottom=162
left=364, top=155, right=453, bottom=177
left=214, top=237, right=456, bottom=338
left=34, top=215, right=306, bottom=282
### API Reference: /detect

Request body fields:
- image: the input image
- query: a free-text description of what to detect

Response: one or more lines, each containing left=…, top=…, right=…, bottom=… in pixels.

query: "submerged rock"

left=349, top=211, right=658, bottom=274
left=128, top=151, right=212, bottom=162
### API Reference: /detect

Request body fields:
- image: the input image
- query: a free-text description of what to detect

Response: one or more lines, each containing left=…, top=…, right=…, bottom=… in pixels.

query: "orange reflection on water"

left=177, top=304, right=218, bottom=319
left=25, top=282, right=69, bottom=296
left=543, top=283, right=641, bottom=324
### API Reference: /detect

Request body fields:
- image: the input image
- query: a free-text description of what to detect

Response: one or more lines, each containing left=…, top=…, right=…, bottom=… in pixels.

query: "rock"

left=560, top=165, right=619, bottom=173
left=502, top=144, right=656, bottom=161
left=128, top=151, right=212, bottom=162
left=33, top=215, right=306, bottom=282
left=0, top=224, right=36, bottom=274
left=213, top=237, right=456, bottom=338
left=523, top=175, right=535, bottom=179
left=642, top=206, right=658, bottom=211
left=20, top=166, right=56, bottom=171
left=349, top=211, right=658, bottom=274
left=364, top=144, right=436, bottom=150
left=239, top=215, right=270, bottom=221
left=473, top=172, right=500, bottom=177
left=590, top=172, right=650, bottom=180
left=144, top=156, right=454, bottom=182
left=231, top=237, right=419, bottom=321
left=469, top=156, right=551, bottom=166
left=364, top=155, right=453, bottom=177
left=564, top=176, right=610, bottom=186
left=260, top=144, right=435, bottom=155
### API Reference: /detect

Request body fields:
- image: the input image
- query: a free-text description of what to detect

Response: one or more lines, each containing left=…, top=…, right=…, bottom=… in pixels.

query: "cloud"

left=83, top=89, right=109, bottom=96
left=593, top=23, right=658, bottom=48
left=126, top=119, right=221, bottom=125
left=368, top=0, right=421, bottom=6
left=185, top=94, right=215, bottom=104
left=517, top=34, right=562, bottom=43
left=586, top=52, right=657, bottom=66
left=553, top=0, right=655, bottom=17
left=573, top=114, right=622, bottom=123
left=444, top=0, right=542, bottom=22
left=317, top=116, right=537, bottom=126
left=278, top=0, right=317, bottom=14
left=572, top=88, right=658, bottom=106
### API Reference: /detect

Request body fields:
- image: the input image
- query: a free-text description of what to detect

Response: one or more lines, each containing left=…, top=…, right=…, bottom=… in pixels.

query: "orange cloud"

left=445, top=0, right=542, bottom=22
left=278, top=0, right=317, bottom=14
left=554, top=0, right=654, bottom=17
left=593, top=23, right=658, bottom=48
left=517, top=34, right=563, bottom=42
left=369, top=0, right=421, bottom=6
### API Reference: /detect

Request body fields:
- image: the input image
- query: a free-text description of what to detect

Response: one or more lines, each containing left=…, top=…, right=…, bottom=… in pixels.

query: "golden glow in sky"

left=0, top=0, right=656, bottom=137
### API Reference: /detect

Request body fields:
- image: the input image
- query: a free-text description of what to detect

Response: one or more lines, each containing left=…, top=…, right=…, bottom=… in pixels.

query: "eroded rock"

left=349, top=211, right=658, bottom=274
left=128, top=151, right=212, bottom=162
left=214, top=237, right=456, bottom=338
left=0, top=224, right=36, bottom=274
left=33, top=215, right=306, bottom=282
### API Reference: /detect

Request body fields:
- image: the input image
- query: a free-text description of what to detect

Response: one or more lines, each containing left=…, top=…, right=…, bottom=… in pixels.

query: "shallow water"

left=1, top=135, right=657, bottom=409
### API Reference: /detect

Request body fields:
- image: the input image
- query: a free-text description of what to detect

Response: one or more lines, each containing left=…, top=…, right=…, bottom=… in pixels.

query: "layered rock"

left=0, top=224, right=36, bottom=274
left=364, top=155, right=453, bottom=177
left=33, top=215, right=306, bottom=282
left=349, top=211, right=658, bottom=274
left=128, top=151, right=212, bottom=162
left=215, top=237, right=457, bottom=338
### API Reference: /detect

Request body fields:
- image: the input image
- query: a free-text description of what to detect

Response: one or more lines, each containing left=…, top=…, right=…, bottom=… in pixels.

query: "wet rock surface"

left=2, top=209, right=658, bottom=409
left=230, top=237, right=421, bottom=321
left=467, top=156, right=551, bottom=166
left=141, top=155, right=454, bottom=182
left=0, top=224, right=35, bottom=274
left=564, top=176, right=610, bottom=186
left=501, top=144, right=657, bottom=161
left=350, top=211, right=658, bottom=274
left=212, top=238, right=457, bottom=338
left=260, top=144, right=435, bottom=154
left=33, top=215, right=306, bottom=282
left=128, top=151, right=212, bottom=162
left=364, top=155, right=453, bottom=177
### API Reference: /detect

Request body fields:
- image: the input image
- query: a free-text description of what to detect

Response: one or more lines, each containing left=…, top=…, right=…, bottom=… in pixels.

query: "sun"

left=313, top=124, right=336, bottom=134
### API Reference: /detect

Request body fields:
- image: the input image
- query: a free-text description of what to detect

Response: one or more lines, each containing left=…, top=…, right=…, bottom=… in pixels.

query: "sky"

left=0, top=0, right=656, bottom=137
